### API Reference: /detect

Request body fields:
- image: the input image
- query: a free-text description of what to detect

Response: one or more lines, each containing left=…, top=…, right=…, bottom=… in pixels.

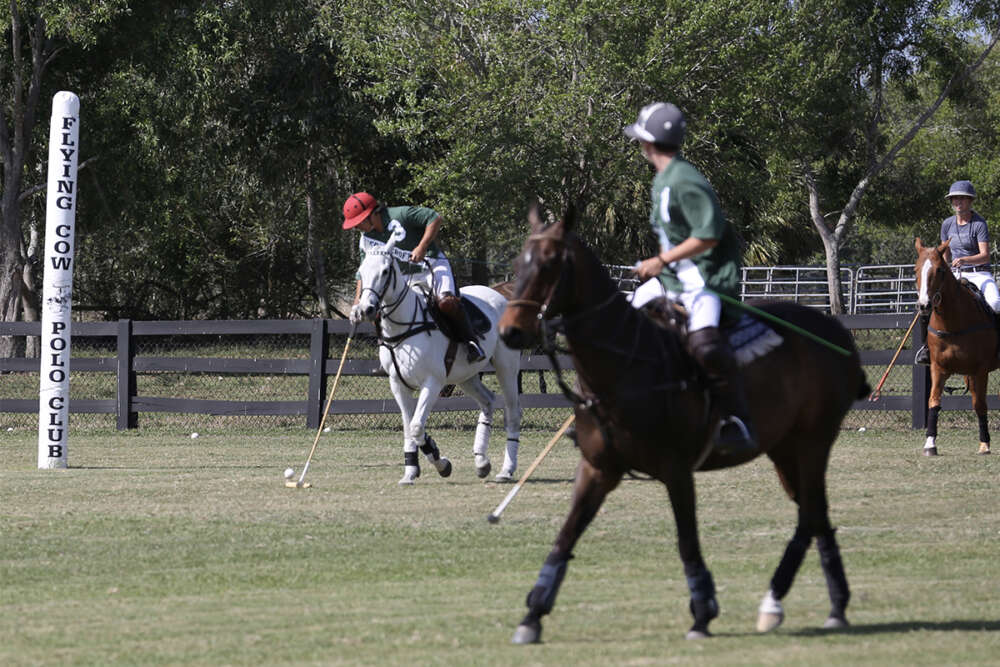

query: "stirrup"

left=467, top=341, right=486, bottom=363
left=713, top=416, right=757, bottom=456
left=914, top=345, right=930, bottom=366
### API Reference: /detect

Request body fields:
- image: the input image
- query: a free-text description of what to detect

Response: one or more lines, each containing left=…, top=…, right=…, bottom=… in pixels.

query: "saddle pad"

left=725, top=313, right=783, bottom=366
left=461, top=296, right=492, bottom=337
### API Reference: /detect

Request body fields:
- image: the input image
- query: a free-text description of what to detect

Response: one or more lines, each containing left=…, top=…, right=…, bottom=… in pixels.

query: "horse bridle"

left=505, top=233, right=572, bottom=325
left=920, top=254, right=993, bottom=338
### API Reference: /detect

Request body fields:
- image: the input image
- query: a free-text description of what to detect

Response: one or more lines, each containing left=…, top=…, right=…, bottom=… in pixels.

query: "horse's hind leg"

left=760, top=446, right=849, bottom=631
left=513, top=456, right=623, bottom=644
left=492, top=345, right=522, bottom=481
left=458, top=376, right=497, bottom=479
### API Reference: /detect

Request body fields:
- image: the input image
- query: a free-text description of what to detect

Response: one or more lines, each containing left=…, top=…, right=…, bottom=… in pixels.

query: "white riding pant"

left=954, top=269, right=1000, bottom=313
left=629, top=278, right=721, bottom=332
left=412, top=256, right=456, bottom=296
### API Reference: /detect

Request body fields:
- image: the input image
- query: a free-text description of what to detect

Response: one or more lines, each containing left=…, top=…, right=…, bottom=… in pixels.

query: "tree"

left=763, top=0, right=1000, bottom=312
left=0, top=0, right=127, bottom=354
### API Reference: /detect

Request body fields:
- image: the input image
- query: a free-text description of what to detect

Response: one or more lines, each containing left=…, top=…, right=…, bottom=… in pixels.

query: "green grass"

left=2, top=426, right=999, bottom=665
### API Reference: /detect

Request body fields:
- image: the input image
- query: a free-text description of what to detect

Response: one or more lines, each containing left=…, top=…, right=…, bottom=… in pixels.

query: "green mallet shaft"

left=713, top=291, right=852, bottom=357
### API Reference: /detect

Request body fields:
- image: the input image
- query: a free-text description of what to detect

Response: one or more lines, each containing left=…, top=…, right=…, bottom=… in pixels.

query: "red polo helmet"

left=342, top=192, right=378, bottom=229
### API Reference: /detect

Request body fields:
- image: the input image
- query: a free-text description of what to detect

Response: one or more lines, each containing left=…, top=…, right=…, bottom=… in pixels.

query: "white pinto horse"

left=354, top=238, right=522, bottom=485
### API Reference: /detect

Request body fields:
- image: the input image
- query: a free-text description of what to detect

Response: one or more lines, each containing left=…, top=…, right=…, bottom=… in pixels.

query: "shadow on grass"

left=788, top=619, right=1000, bottom=636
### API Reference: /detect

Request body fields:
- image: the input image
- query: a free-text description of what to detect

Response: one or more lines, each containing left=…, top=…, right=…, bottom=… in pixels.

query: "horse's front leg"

left=401, top=380, right=452, bottom=484
left=665, top=468, right=718, bottom=639
left=970, top=372, right=991, bottom=454
left=924, top=365, right=948, bottom=456
left=387, top=373, right=421, bottom=485
left=512, top=456, right=623, bottom=644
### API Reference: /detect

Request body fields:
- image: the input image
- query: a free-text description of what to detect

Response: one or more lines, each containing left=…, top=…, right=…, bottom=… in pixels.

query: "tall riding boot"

left=914, top=310, right=930, bottom=365
left=688, top=327, right=758, bottom=457
left=439, top=293, right=486, bottom=363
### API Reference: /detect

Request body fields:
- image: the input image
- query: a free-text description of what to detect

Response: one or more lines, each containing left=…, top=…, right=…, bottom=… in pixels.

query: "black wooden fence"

left=0, top=314, right=980, bottom=430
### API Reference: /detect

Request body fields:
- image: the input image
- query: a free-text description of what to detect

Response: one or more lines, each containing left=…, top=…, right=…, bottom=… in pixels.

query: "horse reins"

left=364, top=254, right=439, bottom=391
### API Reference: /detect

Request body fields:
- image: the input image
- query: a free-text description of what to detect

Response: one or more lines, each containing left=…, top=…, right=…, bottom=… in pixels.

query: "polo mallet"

left=487, top=414, right=575, bottom=523
left=286, top=323, right=356, bottom=488
left=868, top=310, right=922, bottom=401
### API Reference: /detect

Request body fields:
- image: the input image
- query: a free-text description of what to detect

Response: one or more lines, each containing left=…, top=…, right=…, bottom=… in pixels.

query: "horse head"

left=356, top=235, right=404, bottom=321
left=499, top=202, right=578, bottom=349
left=915, top=237, right=953, bottom=310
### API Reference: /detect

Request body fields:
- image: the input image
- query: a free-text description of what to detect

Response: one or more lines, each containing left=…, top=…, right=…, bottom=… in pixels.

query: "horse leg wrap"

left=770, top=527, right=812, bottom=599
left=403, top=450, right=420, bottom=476
left=816, top=529, right=850, bottom=618
left=474, top=419, right=491, bottom=457
left=685, top=564, right=719, bottom=624
left=927, top=405, right=941, bottom=438
left=525, top=553, right=572, bottom=616
left=419, top=434, right=440, bottom=462
left=977, top=413, right=990, bottom=444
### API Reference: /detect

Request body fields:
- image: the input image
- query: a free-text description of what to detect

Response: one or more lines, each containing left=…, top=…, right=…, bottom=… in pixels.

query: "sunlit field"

left=1, top=425, right=998, bottom=666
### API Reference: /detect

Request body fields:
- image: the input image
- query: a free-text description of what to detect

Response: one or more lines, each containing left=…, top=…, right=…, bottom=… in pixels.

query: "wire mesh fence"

left=5, top=315, right=1000, bottom=435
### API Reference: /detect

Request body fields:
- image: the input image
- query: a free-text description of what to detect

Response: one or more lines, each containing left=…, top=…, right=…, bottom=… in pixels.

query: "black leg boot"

left=440, top=293, right=486, bottom=363
left=688, top=327, right=758, bottom=457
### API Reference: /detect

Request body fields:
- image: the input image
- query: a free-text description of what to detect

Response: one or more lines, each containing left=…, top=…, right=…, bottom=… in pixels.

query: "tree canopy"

left=1, top=0, right=999, bottom=326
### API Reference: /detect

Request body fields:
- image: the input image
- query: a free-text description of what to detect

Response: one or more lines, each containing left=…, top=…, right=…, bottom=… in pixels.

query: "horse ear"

left=915, top=237, right=924, bottom=252
left=528, top=200, right=544, bottom=233
left=939, top=238, right=951, bottom=253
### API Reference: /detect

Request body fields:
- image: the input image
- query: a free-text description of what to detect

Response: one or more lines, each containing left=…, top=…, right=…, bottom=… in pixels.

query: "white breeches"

left=629, top=278, right=721, bottom=332
left=413, top=256, right=456, bottom=296
left=954, top=269, right=1000, bottom=312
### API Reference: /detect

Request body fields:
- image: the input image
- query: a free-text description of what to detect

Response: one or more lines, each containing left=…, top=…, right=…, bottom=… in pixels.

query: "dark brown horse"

left=497, top=205, right=870, bottom=643
left=914, top=237, right=998, bottom=455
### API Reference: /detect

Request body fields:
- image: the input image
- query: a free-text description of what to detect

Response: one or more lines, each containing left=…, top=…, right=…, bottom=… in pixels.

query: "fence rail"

left=0, top=314, right=966, bottom=431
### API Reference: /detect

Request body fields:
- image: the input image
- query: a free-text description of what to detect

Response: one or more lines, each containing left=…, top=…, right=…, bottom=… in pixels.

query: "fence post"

left=911, top=321, right=929, bottom=429
left=116, top=318, right=137, bottom=430
left=306, top=318, right=328, bottom=429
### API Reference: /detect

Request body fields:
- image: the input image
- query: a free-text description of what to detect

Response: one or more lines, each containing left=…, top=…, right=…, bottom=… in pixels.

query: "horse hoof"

left=757, top=611, right=784, bottom=633
left=436, top=458, right=453, bottom=477
left=398, top=466, right=419, bottom=485
left=511, top=623, right=541, bottom=644
left=475, top=460, right=492, bottom=479
left=823, top=615, right=849, bottom=629
left=495, top=468, right=515, bottom=483
left=978, top=443, right=991, bottom=455
left=923, top=447, right=938, bottom=457
left=685, top=628, right=711, bottom=640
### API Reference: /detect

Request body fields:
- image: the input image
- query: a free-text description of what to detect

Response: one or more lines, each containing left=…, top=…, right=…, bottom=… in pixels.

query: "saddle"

left=638, top=296, right=783, bottom=366
left=425, top=289, right=492, bottom=374
left=425, top=291, right=491, bottom=340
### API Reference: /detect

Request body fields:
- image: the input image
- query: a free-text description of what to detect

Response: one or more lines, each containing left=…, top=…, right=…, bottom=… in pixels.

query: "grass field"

left=2, top=423, right=999, bottom=666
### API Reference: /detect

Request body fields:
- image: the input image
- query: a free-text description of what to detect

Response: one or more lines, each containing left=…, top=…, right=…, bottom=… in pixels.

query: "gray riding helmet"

left=624, top=102, right=686, bottom=148
left=945, top=180, right=976, bottom=199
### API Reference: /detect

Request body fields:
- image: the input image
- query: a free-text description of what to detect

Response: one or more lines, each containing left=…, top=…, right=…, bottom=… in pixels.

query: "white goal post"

left=37, top=92, right=80, bottom=469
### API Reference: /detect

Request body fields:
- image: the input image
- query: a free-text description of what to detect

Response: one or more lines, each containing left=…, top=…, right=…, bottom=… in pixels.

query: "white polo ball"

left=284, top=467, right=295, bottom=479
left=190, top=432, right=199, bottom=439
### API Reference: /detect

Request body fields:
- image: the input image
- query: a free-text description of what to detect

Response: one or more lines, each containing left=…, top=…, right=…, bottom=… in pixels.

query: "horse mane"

left=562, top=231, right=695, bottom=384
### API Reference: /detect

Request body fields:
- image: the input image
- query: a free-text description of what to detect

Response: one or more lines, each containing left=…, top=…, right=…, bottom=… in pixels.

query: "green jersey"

left=357, top=205, right=445, bottom=277
left=649, top=156, right=741, bottom=306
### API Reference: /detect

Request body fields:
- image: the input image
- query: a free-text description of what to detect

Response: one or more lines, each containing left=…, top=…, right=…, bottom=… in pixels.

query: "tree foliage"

left=1, top=0, right=999, bottom=330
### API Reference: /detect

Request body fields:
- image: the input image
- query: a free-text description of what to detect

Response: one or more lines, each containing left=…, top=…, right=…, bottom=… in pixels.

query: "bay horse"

left=355, top=236, right=522, bottom=485
left=497, top=204, right=869, bottom=642
left=914, top=237, right=998, bottom=456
